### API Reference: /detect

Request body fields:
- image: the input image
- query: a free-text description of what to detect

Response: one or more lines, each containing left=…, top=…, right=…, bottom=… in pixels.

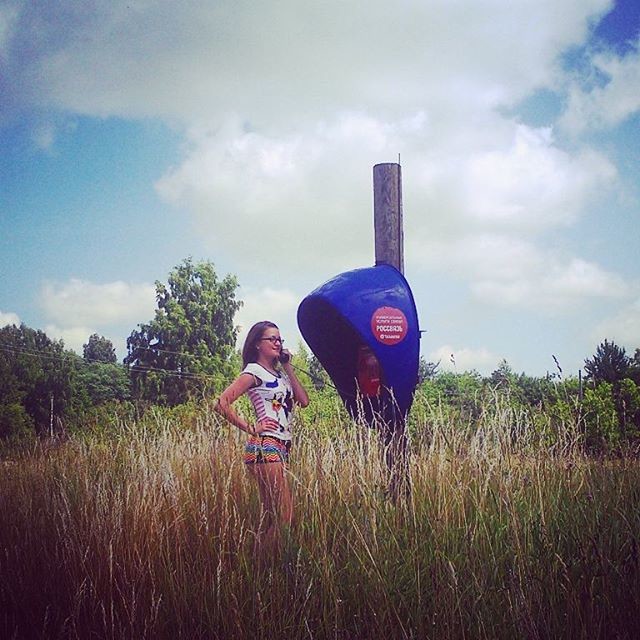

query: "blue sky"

left=1, top=0, right=639, bottom=377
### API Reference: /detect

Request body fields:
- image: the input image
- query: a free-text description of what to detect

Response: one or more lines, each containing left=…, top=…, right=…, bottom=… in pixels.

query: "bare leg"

left=247, top=461, right=293, bottom=563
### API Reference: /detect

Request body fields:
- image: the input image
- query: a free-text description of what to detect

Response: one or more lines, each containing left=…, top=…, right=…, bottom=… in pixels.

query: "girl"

left=215, top=321, right=309, bottom=558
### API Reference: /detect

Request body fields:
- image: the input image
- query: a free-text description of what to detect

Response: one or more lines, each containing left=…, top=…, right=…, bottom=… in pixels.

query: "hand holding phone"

left=279, top=349, right=291, bottom=364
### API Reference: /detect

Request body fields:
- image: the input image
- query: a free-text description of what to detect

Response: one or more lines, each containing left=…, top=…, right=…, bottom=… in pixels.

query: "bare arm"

left=282, top=358, right=310, bottom=408
left=214, top=373, right=258, bottom=434
left=215, top=373, right=282, bottom=435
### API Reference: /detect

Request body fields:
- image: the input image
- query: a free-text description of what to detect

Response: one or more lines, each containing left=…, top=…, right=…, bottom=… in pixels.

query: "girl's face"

left=256, top=327, right=283, bottom=361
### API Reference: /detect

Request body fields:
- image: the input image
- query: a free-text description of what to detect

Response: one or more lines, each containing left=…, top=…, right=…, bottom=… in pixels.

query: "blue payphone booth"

left=297, top=264, right=420, bottom=427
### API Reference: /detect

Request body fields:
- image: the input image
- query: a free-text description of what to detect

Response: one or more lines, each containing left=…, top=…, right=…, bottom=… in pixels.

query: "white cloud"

left=40, top=279, right=156, bottom=327
left=37, top=279, right=157, bottom=358
left=158, top=111, right=617, bottom=287
left=410, top=234, right=539, bottom=282
left=461, top=125, right=617, bottom=231
left=6, top=0, right=609, bottom=125
left=472, top=255, right=630, bottom=311
left=44, top=324, right=95, bottom=355
left=430, top=344, right=501, bottom=374
left=593, top=298, right=640, bottom=348
left=39, top=282, right=304, bottom=358
left=560, top=39, right=640, bottom=134
left=0, top=310, right=20, bottom=327
left=410, top=233, right=629, bottom=312
left=156, top=113, right=426, bottom=273
left=9, top=2, right=623, bottom=316
left=6, top=0, right=634, bottom=376
left=43, top=324, right=132, bottom=358
left=403, top=120, right=617, bottom=245
left=235, top=286, right=301, bottom=351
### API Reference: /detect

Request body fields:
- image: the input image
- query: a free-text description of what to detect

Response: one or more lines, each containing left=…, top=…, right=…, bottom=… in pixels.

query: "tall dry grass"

left=1, top=404, right=639, bottom=639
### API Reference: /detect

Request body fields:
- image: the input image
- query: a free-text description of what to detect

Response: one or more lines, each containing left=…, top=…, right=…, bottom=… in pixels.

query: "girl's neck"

left=256, top=356, right=278, bottom=373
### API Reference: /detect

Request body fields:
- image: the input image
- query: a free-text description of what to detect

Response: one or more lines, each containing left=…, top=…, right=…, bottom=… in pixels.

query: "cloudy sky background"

left=1, top=0, right=639, bottom=376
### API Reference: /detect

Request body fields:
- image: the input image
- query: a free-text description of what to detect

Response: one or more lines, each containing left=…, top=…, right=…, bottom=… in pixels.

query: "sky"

left=1, top=0, right=639, bottom=378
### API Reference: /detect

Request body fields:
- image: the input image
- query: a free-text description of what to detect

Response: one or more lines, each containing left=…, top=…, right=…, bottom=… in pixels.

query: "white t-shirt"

left=242, top=362, right=294, bottom=441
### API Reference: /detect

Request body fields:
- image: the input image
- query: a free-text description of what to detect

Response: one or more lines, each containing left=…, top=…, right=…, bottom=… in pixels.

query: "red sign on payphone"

left=371, top=306, right=408, bottom=345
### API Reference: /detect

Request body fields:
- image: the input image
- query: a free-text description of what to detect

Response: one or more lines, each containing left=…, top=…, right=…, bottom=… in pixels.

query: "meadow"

left=1, top=390, right=639, bottom=639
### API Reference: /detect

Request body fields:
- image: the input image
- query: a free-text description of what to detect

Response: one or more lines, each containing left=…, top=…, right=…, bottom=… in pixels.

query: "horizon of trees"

left=1, top=258, right=639, bottom=449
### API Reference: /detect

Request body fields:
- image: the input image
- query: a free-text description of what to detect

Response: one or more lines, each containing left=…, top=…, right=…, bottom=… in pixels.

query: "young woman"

left=215, top=320, right=309, bottom=558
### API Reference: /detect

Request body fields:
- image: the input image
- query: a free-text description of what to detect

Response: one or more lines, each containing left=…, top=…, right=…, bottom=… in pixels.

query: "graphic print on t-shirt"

left=270, top=389, right=294, bottom=428
left=242, top=362, right=294, bottom=440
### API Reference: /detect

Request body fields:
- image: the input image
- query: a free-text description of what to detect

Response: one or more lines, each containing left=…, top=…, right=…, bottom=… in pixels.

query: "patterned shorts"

left=244, top=435, right=291, bottom=465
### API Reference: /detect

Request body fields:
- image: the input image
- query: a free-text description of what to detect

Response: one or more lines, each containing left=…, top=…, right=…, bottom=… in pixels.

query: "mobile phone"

left=279, top=350, right=290, bottom=364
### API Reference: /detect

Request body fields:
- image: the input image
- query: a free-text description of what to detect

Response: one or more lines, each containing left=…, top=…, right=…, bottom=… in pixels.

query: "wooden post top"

left=373, top=163, right=403, bottom=274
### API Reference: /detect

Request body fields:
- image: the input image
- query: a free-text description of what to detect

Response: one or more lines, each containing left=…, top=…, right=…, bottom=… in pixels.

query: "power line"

left=128, top=364, right=218, bottom=381
left=126, top=344, right=215, bottom=358
left=0, top=342, right=216, bottom=382
left=1, top=342, right=336, bottom=389
left=0, top=339, right=212, bottom=364
left=0, top=342, right=81, bottom=364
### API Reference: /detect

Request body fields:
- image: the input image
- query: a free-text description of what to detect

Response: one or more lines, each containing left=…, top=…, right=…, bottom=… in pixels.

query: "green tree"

left=0, top=324, right=74, bottom=436
left=582, top=382, right=620, bottom=448
left=430, top=370, right=486, bottom=421
left=308, top=354, right=330, bottom=391
left=418, top=356, right=439, bottom=384
left=124, top=258, right=242, bottom=405
left=584, top=339, right=630, bottom=385
left=629, top=349, right=640, bottom=386
left=617, top=378, right=640, bottom=438
left=83, top=334, right=117, bottom=363
left=514, top=372, right=557, bottom=407
left=73, top=361, right=131, bottom=407
left=490, top=359, right=515, bottom=390
left=0, top=403, right=34, bottom=442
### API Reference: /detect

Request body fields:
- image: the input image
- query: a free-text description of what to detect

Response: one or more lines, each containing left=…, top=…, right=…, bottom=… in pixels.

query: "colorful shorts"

left=244, top=435, right=291, bottom=465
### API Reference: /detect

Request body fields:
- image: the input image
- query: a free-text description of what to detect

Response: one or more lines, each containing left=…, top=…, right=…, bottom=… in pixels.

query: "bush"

left=582, top=383, right=620, bottom=449
left=0, top=403, right=35, bottom=444
left=617, top=378, right=640, bottom=440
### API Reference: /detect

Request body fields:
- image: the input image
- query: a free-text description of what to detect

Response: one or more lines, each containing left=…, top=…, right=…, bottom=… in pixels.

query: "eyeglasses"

left=260, top=336, right=284, bottom=345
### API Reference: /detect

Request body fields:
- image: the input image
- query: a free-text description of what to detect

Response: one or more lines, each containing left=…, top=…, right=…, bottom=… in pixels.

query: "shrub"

left=0, top=403, right=35, bottom=445
left=582, top=383, right=620, bottom=449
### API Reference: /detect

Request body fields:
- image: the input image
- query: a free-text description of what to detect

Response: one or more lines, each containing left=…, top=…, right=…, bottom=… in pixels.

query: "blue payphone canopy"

left=297, top=264, right=420, bottom=420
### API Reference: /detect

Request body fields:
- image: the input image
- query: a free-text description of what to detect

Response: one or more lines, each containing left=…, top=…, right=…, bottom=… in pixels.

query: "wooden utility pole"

left=373, top=163, right=404, bottom=274
left=373, top=161, right=410, bottom=501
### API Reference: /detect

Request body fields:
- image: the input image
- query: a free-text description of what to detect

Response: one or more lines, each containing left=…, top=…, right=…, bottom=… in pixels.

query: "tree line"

left=0, top=259, right=241, bottom=441
left=1, top=257, right=639, bottom=451
left=414, top=343, right=640, bottom=451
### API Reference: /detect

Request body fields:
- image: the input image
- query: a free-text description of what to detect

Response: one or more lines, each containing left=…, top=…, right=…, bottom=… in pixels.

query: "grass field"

left=1, top=401, right=639, bottom=639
